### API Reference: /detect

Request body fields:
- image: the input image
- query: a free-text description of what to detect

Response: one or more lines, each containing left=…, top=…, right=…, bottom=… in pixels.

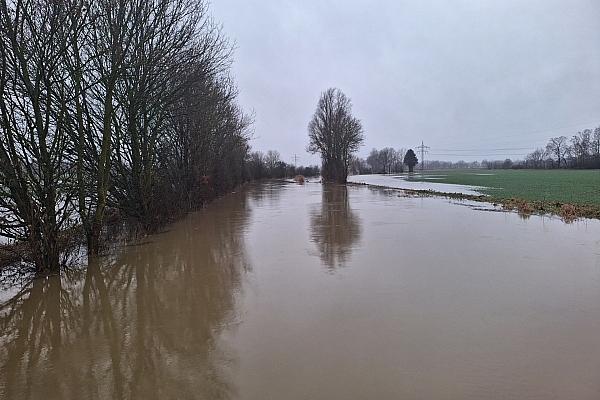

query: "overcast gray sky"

left=211, top=0, right=600, bottom=163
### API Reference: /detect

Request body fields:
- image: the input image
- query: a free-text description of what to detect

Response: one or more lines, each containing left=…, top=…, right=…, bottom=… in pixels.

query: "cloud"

left=212, top=0, right=600, bottom=162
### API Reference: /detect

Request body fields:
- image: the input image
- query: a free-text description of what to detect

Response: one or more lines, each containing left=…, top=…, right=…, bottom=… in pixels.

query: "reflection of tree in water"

left=0, top=190, right=252, bottom=400
left=0, top=275, right=79, bottom=399
left=310, top=185, right=362, bottom=269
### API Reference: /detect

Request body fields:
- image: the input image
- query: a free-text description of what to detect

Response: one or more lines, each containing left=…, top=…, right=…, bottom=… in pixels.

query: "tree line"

left=432, top=128, right=600, bottom=170
left=0, top=0, right=300, bottom=273
left=348, top=148, right=422, bottom=174
left=524, top=127, right=600, bottom=169
left=352, top=148, right=406, bottom=174
left=247, top=150, right=320, bottom=180
left=349, top=126, right=600, bottom=172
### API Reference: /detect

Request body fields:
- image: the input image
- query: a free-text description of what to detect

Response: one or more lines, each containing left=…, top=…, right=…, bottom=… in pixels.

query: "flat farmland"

left=406, top=169, right=600, bottom=206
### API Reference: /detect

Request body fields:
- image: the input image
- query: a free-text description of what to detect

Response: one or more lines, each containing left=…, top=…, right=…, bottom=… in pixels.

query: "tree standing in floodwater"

left=404, top=149, right=419, bottom=173
left=307, top=88, right=364, bottom=183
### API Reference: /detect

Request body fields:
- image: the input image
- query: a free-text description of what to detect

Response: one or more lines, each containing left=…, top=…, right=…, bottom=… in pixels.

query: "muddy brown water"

left=1, top=182, right=600, bottom=400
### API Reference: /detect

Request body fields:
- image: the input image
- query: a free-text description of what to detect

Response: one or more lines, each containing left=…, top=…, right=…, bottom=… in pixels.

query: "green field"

left=406, top=169, right=600, bottom=206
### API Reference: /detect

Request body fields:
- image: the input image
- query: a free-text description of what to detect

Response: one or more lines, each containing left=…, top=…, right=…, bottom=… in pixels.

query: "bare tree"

left=109, top=0, right=205, bottom=224
left=593, top=127, right=600, bottom=157
left=545, top=136, right=568, bottom=168
left=379, top=147, right=395, bottom=174
left=0, top=0, right=254, bottom=271
left=526, top=148, right=546, bottom=169
left=0, top=0, right=79, bottom=271
left=264, top=150, right=281, bottom=174
left=59, top=0, right=139, bottom=255
left=394, top=148, right=406, bottom=173
left=160, top=31, right=251, bottom=208
left=350, top=156, right=370, bottom=175
left=570, top=130, right=592, bottom=168
left=308, top=88, right=364, bottom=183
left=367, top=149, right=382, bottom=173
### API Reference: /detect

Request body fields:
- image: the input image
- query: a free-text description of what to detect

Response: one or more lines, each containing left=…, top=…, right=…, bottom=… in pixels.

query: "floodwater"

left=348, top=173, right=484, bottom=195
left=1, top=182, right=600, bottom=400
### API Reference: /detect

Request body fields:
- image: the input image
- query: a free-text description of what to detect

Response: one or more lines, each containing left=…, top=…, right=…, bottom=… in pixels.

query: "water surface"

left=2, top=182, right=600, bottom=399
left=348, top=173, right=484, bottom=195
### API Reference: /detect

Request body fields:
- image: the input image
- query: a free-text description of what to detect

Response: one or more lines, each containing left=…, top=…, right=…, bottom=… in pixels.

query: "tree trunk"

left=87, top=228, right=100, bottom=257
left=88, top=79, right=116, bottom=256
left=322, top=158, right=348, bottom=184
left=30, top=225, right=59, bottom=273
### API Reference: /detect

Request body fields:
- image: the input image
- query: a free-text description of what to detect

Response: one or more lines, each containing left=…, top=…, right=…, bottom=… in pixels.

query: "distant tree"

left=403, top=149, right=418, bottom=172
left=264, top=150, right=281, bottom=174
left=379, top=147, right=395, bottom=174
left=367, top=149, right=383, bottom=173
left=593, top=127, right=600, bottom=157
left=247, top=151, right=266, bottom=179
left=297, top=165, right=320, bottom=177
left=365, top=148, right=405, bottom=174
left=545, top=136, right=568, bottom=168
left=350, top=156, right=371, bottom=175
left=570, top=130, right=592, bottom=168
left=526, top=148, right=546, bottom=168
left=308, top=88, right=364, bottom=183
left=272, top=161, right=287, bottom=178
left=393, top=148, right=405, bottom=173
left=455, top=160, right=468, bottom=169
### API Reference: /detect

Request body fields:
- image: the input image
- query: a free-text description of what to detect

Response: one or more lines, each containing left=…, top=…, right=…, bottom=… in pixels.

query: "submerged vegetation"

left=308, top=88, right=364, bottom=183
left=0, top=0, right=316, bottom=274
left=0, top=0, right=251, bottom=273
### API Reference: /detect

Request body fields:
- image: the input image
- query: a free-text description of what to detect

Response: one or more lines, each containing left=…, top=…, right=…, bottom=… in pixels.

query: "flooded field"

left=2, top=182, right=600, bottom=400
left=348, top=173, right=484, bottom=195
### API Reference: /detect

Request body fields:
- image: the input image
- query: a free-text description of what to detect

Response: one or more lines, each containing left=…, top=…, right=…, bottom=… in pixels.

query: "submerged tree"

left=0, top=0, right=252, bottom=272
left=404, top=149, right=419, bottom=172
left=308, top=88, right=364, bottom=183
left=0, top=0, right=78, bottom=271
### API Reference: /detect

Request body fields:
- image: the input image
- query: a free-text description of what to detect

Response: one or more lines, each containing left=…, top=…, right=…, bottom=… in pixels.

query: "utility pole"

left=416, top=141, right=430, bottom=171
left=293, top=154, right=298, bottom=166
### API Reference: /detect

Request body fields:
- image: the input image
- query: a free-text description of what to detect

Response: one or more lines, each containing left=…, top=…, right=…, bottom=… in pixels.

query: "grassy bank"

left=406, top=169, right=600, bottom=206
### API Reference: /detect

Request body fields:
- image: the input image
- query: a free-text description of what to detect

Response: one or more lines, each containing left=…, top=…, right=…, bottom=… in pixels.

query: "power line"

left=416, top=141, right=430, bottom=171
left=487, top=119, right=600, bottom=140
left=436, top=120, right=600, bottom=149
left=434, top=147, right=532, bottom=152
left=430, top=153, right=528, bottom=157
